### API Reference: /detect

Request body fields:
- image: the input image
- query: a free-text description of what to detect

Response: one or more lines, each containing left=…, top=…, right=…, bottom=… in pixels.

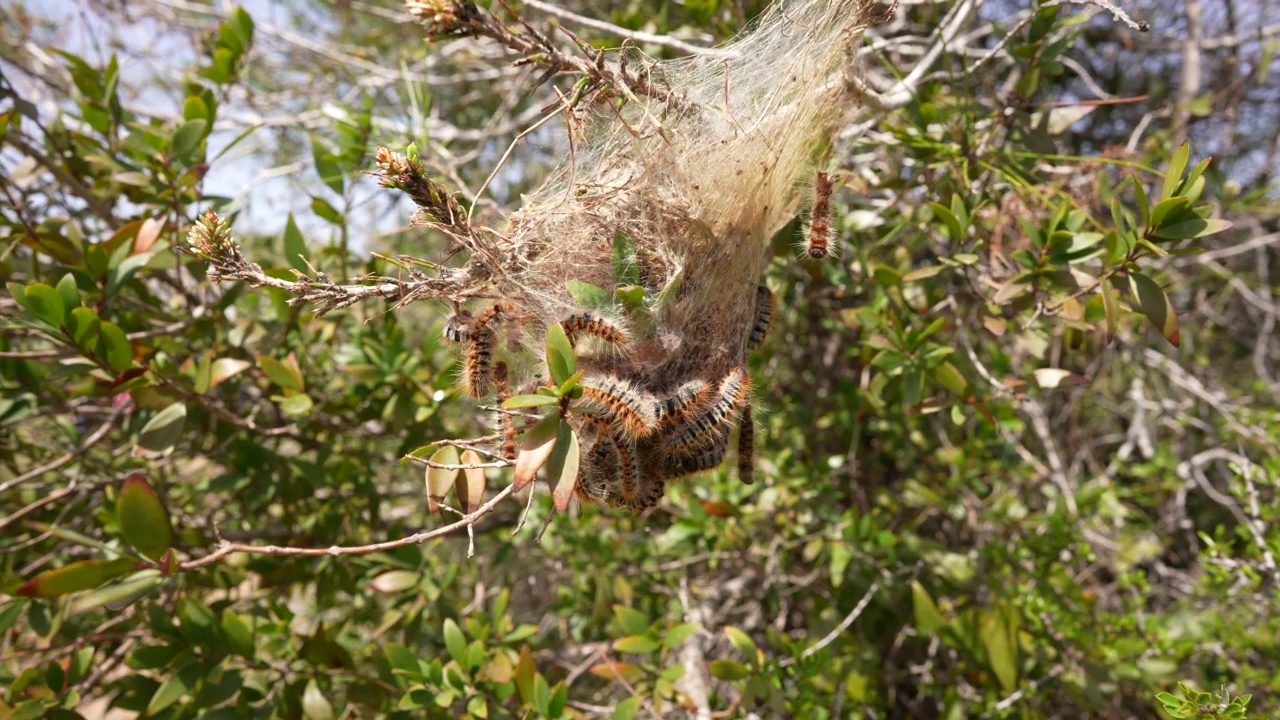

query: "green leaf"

left=311, top=137, right=344, bottom=195
left=98, top=321, right=134, bottom=371
left=1129, top=272, right=1180, bottom=346
left=22, top=282, right=65, bottom=327
left=565, top=280, right=612, bottom=308
left=708, top=659, right=751, bottom=681
left=116, top=473, right=174, bottom=560
left=1152, top=217, right=1232, bottom=241
left=16, top=558, right=138, bottom=597
left=912, top=581, right=945, bottom=635
left=209, top=357, right=251, bottom=387
left=257, top=353, right=304, bottom=392
left=56, top=273, right=80, bottom=312
left=612, top=231, right=640, bottom=286
left=612, top=635, right=659, bottom=654
left=182, top=95, right=210, bottom=122
left=426, top=446, right=460, bottom=513
left=928, top=202, right=961, bottom=240
left=1130, top=175, right=1150, bottom=228
left=502, top=393, right=561, bottom=408
left=613, top=605, right=649, bottom=636
left=1098, top=279, right=1119, bottom=344
left=513, top=415, right=561, bottom=491
left=134, top=402, right=187, bottom=459
left=64, top=307, right=101, bottom=351
left=302, top=678, right=336, bottom=720
left=1149, top=196, right=1190, bottom=230
left=545, top=323, right=576, bottom=387
left=979, top=607, right=1018, bottom=692
left=932, top=361, right=968, bottom=396
left=614, top=285, right=646, bottom=311
left=171, top=119, right=207, bottom=161
left=221, top=609, right=255, bottom=658
left=69, top=570, right=164, bottom=614
left=724, top=625, right=757, bottom=658
left=276, top=392, right=313, bottom=418
left=902, top=265, right=944, bottom=282
left=370, top=570, right=420, bottom=593
left=443, top=618, right=467, bottom=665
left=611, top=697, right=642, bottom=720
left=146, top=665, right=195, bottom=715
left=546, top=423, right=580, bottom=513
left=283, top=213, right=309, bottom=274
left=663, top=622, right=700, bottom=649
left=1161, top=142, right=1190, bottom=200
left=311, top=196, right=343, bottom=225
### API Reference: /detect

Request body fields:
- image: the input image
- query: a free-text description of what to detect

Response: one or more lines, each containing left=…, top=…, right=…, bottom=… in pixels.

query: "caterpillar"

left=494, top=361, right=517, bottom=461
left=561, top=313, right=630, bottom=351
left=576, top=422, right=619, bottom=506
left=737, top=398, right=754, bottom=485
left=806, top=171, right=835, bottom=259
left=579, top=375, right=657, bottom=439
left=664, top=367, right=752, bottom=453
left=464, top=302, right=515, bottom=397
left=653, top=379, right=712, bottom=431
left=667, top=433, right=729, bottom=477
left=747, top=285, right=774, bottom=351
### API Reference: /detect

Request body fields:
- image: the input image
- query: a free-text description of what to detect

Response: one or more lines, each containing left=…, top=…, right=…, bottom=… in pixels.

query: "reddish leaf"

left=16, top=558, right=138, bottom=597
left=512, top=415, right=561, bottom=492
left=546, top=424, right=580, bottom=513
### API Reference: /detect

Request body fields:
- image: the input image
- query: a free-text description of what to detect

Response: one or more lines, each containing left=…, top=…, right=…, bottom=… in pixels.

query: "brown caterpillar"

left=464, top=302, right=516, bottom=397
left=561, top=313, right=631, bottom=350
left=747, top=285, right=774, bottom=351
left=494, top=361, right=517, bottom=461
left=806, top=171, right=834, bottom=259
left=653, top=379, right=712, bottom=431
left=579, top=375, right=657, bottom=439
left=667, top=433, right=729, bottom=477
left=665, top=368, right=751, bottom=453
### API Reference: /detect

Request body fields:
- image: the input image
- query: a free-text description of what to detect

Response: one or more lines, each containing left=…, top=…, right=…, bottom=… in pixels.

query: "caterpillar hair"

left=494, top=361, right=517, bottom=461
left=653, top=379, right=712, bottom=431
left=464, top=302, right=516, bottom=397
left=665, top=367, right=752, bottom=453
left=579, top=375, right=657, bottom=439
left=747, top=285, right=774, bottom=351
left=667, top=433, right=729, bottom=477
left=561, top=313, right=631, bottom=351
left=805, top=171, right=835, bottom=259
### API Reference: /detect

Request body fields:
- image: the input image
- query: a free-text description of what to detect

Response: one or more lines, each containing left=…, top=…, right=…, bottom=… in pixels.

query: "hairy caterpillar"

left=806, top=171, right=835, bottom=259
left=737, top=398, right=755, bottom=485
left=653, top=379, right=713, bottom=431
left=579, top=375, right=657, bottom=439
left=665, top=368, right=751, bottom=453
left=464, top=302, right=516, bottom=397
left=561, top=313, right=631, bottom=351
left=747, top=285, right=774, bottom=351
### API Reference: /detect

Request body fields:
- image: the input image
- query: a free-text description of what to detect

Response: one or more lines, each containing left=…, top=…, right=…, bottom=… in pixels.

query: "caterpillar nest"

left=399, top=0, right=880, bottom=513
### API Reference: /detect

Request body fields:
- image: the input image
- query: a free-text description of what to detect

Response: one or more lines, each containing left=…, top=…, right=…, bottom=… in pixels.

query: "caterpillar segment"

left=560, top=313, right=631, bottom=352
left=805, top=171, right=835, bottom=259
left=747, top=285, right=774, bottom=351
left=737, top=397, right=755, bottom=485
left=464, top=302, right=516, bottom=397
left=665, top=433, right=730, bottom=478
left=494, top=361, right=517, bottom=461
left=664, top=367, right=752, bottom=454
left=579, top=375, right=657, bottom=439
left=652, top=379, right=713, bottom=432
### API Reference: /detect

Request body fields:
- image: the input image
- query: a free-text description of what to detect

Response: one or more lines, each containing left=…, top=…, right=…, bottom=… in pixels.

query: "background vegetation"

left=1, top=0, right=1277, bottom=717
